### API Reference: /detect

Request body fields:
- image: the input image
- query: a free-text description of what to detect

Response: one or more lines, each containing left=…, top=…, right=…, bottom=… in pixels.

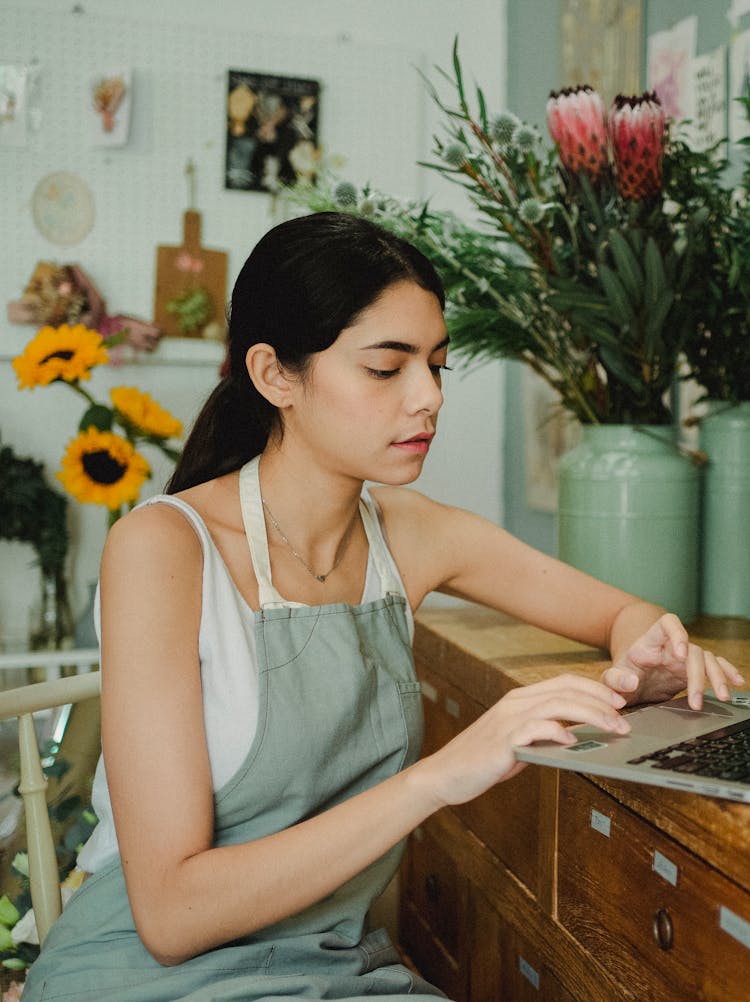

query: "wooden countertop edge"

left=414, top=605, right=750, bottom=894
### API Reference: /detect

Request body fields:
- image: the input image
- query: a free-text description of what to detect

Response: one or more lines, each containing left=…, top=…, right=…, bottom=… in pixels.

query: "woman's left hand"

left=601, top=613, right=745, bottom=709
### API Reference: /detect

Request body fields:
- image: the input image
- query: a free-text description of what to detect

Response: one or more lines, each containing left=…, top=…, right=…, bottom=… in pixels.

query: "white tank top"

left=77, top=461, right=412, bottom=872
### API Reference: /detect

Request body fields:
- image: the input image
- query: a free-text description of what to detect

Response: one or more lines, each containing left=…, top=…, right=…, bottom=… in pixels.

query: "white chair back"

left=0, top=671, right=101, bottom=943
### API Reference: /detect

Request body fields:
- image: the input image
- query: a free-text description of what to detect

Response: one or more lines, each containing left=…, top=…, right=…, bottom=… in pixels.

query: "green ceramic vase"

left=699, top=403, right=750, bottom=618
left=557, top=424, right=699, bottom=623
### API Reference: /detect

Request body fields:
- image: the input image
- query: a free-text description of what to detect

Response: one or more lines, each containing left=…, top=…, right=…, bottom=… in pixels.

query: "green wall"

left=503, top=0, right=750, bottom=554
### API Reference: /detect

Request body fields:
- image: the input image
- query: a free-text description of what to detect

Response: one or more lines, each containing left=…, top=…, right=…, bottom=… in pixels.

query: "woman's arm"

left=99, top=504, right=630, bottom=967
left=372, top=487, right=744, bottom=707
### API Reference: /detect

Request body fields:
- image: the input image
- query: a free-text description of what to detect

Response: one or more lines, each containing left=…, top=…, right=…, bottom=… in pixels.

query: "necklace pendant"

left=316, top=573, right=327, bottom=583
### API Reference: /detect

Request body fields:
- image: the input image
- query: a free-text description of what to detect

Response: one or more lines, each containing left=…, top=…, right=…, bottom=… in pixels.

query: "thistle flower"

left=490, top=111, right=520, bottom=146
left=518, top=197, right=546, bottom=224
left=333, top=180, right=358, bottom=206
left=609, top=92, right=665, bottom=200
left=442, top=142, right=467, bottom=167
left=514, top=125, right=539, bottom=153
left=546, top=85, right=609, bottom=180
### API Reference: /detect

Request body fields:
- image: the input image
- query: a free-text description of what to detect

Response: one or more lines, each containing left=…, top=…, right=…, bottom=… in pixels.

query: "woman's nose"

left=409, top=367, right=444, bottom=415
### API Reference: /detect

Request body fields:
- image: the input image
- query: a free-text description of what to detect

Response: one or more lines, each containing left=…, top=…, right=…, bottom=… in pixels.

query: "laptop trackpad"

left=627, top=697, right=735, bottom=738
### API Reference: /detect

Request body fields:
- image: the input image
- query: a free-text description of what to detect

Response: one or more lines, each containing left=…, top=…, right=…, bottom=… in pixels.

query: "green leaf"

left=79, top=403, right=113, bottom=433
left=546, top=290, right=609, bottom=315
left=11, top=854, right=28, bottom=879
left=452, top=37, right=466, bottom=108
left=598, top=264, right=635, bottom=326
left=476, top=84, right=488, bottom=133
left=608, top=230, right=644, bottom=305
left=0, top=895, right=19, bottom=929
left=643, top=289, right=674, bottom=349
left=598, top=345, right=643, bottom=393
left=643, top=237, right=667, bottom=312
left=2, top=957, right=28, bottom=971
left=577, top=173, right=605, bottom=229
left=0, top=925, right=14, bottom=951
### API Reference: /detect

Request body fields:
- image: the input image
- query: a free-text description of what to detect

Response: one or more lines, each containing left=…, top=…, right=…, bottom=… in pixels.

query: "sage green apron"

left=23, top=459, right=446, bottom=1001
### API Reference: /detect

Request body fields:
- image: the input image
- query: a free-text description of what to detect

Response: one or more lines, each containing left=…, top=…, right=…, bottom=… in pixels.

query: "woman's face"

left=282, top=280, right=448, bottom=486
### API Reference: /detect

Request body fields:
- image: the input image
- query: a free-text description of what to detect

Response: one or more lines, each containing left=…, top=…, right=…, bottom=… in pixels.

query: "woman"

left=23, top=212, right=742, bottom=1001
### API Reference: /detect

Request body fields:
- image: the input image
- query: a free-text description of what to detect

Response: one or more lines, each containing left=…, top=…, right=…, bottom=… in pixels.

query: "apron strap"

left=239, top=457, right=401, bottom=609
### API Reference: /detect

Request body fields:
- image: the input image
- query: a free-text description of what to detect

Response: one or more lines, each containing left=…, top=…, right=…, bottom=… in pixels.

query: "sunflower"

left=57, top=427, right=150, bottom=511
left=110, top=386, right=183, bottom=440
left=12, top=324, right=108, bottom=388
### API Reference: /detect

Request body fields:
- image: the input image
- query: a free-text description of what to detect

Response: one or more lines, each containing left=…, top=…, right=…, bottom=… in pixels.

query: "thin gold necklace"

left=261, top=497, right=360, bottom=583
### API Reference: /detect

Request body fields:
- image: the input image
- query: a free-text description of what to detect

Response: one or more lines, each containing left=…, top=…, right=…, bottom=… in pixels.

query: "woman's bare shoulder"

left=368, top=484, right=446, bottom=520
left=102, top=498, right=203, bottom=574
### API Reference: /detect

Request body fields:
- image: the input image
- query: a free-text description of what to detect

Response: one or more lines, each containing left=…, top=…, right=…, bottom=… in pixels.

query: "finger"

left=510, top=674, right=627, bottom=708
left=717, top=655, right=746, bottom=687
left=511, top=719, right=577, bottom=750
left=705, top=651, right=731, bottom=701
left=524, top=694, right=632, bottom=734
left=659, top=613, right=689, bottom=661
left=601, top=664, right=641, bottom=693
left=685, top=643, right=707, bottom=709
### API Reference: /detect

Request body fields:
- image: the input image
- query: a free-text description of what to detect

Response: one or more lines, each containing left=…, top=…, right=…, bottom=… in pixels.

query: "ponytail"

left=166, top=374, right=274, bottom=493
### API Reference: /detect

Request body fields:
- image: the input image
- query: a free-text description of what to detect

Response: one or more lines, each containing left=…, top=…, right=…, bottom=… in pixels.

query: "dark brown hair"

left=166, top=211, right=445, bottom=493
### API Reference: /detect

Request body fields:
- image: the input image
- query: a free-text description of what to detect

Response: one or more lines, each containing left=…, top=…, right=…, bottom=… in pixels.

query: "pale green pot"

left=699, top=402, right=750, bottom=618
left=557, top=425, right=699, bottom=623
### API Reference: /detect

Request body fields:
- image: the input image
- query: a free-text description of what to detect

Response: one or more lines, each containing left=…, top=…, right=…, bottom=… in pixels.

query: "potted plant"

left=287, top=44, right=729, bottom=620
left=0, top=442, right=72, bottom=650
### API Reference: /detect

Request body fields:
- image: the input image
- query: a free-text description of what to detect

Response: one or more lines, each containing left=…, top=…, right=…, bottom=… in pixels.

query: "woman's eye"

left=430, top=364, right=453, bottom=376
left=366, top=367, right=400, bottom=379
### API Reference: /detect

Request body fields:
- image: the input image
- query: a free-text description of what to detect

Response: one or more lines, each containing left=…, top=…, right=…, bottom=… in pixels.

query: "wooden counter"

left=398, top=606, right=750, bottom=1001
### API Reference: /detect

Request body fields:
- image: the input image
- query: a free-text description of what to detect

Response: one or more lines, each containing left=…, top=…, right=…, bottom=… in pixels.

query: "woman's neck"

left=257, top=446, right=365, bottom=576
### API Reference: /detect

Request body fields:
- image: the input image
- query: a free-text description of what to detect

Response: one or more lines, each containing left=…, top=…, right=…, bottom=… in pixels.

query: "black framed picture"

left=225, top=70, right=320, bottom=192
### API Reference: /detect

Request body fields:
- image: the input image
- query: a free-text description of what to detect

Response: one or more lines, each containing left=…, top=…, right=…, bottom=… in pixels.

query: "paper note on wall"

left=690, top=47, right=727, bottom=154
left=647, top=15, right=697, bottom=124
left=730, top=28, right=750, bottom=143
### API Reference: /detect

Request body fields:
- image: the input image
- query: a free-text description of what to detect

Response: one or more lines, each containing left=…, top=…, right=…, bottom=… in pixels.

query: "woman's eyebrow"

left=361, top=336, right=450, bottom=354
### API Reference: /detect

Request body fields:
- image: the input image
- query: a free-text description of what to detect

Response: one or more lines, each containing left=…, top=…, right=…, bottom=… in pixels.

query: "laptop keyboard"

left=628, top=718, right=750, bottom=784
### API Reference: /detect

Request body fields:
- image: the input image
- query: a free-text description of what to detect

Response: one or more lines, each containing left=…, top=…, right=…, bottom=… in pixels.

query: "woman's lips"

left=392, top=434, right=434, bottom=455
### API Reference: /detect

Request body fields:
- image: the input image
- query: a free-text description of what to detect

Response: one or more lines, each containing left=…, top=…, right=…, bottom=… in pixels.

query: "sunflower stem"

left=68, top=381, right=98, bottom=407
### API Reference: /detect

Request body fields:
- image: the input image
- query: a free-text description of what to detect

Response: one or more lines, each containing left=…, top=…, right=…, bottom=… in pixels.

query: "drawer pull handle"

left=653, top=908, right=674, bottom=951
left=425, top=873, right=441, bottom=904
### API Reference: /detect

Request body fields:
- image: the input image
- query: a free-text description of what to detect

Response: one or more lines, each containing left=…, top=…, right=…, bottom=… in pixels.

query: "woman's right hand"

left=414, top=674, right=630, bottom=808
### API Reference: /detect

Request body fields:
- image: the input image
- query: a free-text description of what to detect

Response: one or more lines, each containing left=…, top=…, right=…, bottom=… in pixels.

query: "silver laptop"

left=515, top=691, right=750, bottom=803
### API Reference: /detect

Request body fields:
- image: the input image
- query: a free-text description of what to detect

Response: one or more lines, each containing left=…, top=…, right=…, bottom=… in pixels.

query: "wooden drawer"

left=558, top=773, right=750, bottom=1001
left=418, top=663, right=545, bottom=895
left=469, top=886, right=576, bottom=1002
left=399, top=819, right=469, bottom=1002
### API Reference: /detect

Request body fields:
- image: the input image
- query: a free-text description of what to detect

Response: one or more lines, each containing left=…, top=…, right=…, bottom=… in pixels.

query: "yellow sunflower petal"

left=13, top=324, right=108, bottom=389
left=57, top=427, right=150, bottom=511
left=110, top=386, right=182, bottom=439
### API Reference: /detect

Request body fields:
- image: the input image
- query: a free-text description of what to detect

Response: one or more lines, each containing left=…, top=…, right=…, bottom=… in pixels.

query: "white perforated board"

left=0, top=4, right=427, bottom=331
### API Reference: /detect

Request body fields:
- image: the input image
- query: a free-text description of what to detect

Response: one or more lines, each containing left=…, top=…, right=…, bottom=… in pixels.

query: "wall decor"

left=0, top=63, right=28, bottom=147
left=730, top=27, right=750, bottom=143
left=89, top=68, right=132, bottom=146
left=646, top=14, right=697, bottom=122
left=154, top=163, right=228, bottom=338
left=31, top=171, right=95, bottom=246
left=225, top=70, right=320, bottom=192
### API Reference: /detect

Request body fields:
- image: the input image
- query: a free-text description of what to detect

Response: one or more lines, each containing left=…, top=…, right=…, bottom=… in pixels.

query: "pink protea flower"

left=609, top=92, right=666, bottom=200
left=546, top=85, right=609, bottom=180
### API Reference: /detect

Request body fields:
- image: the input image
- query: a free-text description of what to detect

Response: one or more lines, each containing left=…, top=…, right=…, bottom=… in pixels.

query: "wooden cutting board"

left=153, top=209, right=228, bottom=338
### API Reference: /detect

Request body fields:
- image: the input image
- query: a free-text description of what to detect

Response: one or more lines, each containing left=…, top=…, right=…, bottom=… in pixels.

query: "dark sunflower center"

left=82, top=450, right=127, bottom=484
left=41, top=350, right=75, bottom=363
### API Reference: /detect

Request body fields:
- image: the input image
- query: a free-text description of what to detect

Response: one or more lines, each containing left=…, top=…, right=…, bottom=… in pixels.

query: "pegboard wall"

left=0, top=4, right=427, bottom=333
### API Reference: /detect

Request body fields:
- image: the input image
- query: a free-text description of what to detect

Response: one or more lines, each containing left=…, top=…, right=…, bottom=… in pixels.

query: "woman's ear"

left=245, top=344, right=295, bottom=409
